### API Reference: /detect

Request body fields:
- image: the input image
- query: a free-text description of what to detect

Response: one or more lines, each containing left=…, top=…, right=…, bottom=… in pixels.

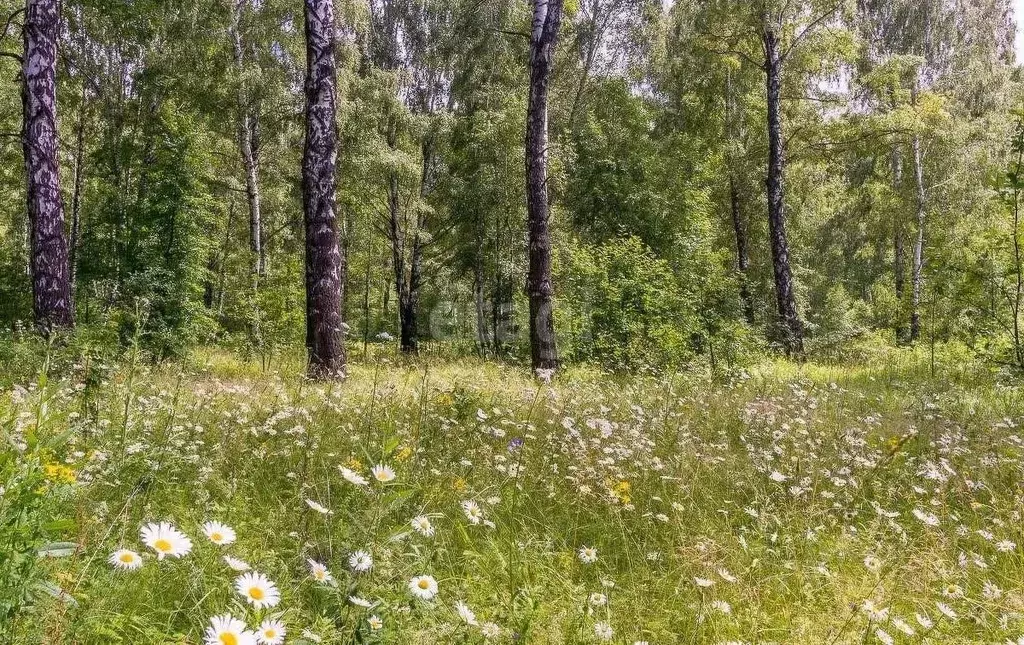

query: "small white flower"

left=257, top=618, right=286, bottom=645
left=224, top=555, right=251, bottom=571
left=349, top=550, right=373, bottom=573
left=308, top=559, right=333, bottom=585
left=694, top=576, right=715, bottom=588
left=204, top=614, right=257, bottom=645
left=305, top=499, right=333, bottom=514
left=411, top=515, right=435, bottom=537
left=202, top=521, right=237, bottom=546
left=371, top=464, right=396, bottom=483
left=140, top=522, right=192, bottom=560
left=367, top=615, right=383, bottom=631
left=461, top=500, right=484, bottom=524
left=108, top=549, right=143, bottom=571
left=588, top=592, right=608, bottom=606
left=235, top=572, right=281, bottom=609
left=578, top=546, right=598, bottom=564
left=339, top=466, right=368, bottom=486
left=455, top=600, right=478, bottom=625
left=349, top=595, right=374, bottom=608
left=936, top=602, right=957, bottom=620
left=481, top=622, right=502, bottom=639
left=875, top=628, right=894, bottom=645
left=594, top=622, right=613, bottom=641
left=409, top=574, right=439, bottom=600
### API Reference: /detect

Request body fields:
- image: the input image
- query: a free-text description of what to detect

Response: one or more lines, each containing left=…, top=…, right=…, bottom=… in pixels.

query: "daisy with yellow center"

left=257, top=618, right=286, bottom=645
left=140, top=522, right=193, bottom=560
left=202, top=521, right=237, bottom=546
left=307, top=558, right=334, bottom=585
left=235, top=572, right=281, bottom=609
left=367, top=615, right=383, bottom=631
left=408, top=574, right=439, bottom=600
left=371, top=464, right=396, bottom=483
left=203, top=614, right=257, bottom=645
left=578, top=546, right=598, bottom=564
left=108, top=549, right=143, bottom=571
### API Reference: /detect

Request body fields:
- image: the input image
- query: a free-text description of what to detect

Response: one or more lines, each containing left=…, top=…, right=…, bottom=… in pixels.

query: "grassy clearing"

left=4, top=347, right=1024, bottom=644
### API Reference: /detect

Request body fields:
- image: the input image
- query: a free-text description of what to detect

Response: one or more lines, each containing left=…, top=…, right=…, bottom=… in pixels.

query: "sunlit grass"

left=4, top=346, right=1024, bottom=644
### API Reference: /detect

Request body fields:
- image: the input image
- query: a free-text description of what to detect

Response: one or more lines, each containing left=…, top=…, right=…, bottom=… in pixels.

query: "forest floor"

left=6, top=347, right=1024, bottom=644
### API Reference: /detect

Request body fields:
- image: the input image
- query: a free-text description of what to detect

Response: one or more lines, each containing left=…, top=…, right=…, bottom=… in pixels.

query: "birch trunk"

left=302, top=0, right=346, bottom=378
left=23, top=0, right=74, bottom=333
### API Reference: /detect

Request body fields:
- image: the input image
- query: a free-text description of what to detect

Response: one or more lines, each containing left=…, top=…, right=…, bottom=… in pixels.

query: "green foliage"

left=560, top=236, right=696, bottom=369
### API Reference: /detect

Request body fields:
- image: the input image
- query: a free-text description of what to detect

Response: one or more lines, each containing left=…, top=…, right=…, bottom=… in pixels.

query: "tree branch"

left=779, top=3, right=843, bottom=63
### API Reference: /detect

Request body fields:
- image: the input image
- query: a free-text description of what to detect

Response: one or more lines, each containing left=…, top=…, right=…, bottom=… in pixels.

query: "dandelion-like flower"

left=308, top=559, right=333, bottom=585
left=461, top=500, right=483, bottom=524
left=409, top=574, right=439, bottom=600
left=455, top=600, right=478, bottom=625
left=339, top=465, right=369, bottom=486
left=594, top=622, right=613, bottom=641
left=202, top=521, right=237, bottom=546
left=204, top=614, right=257, bottom=645
left=578, top=546, right=598, bottom=564
left=141, top=522, right=193, bottom=560
left=411, top=515, right=435, bottom=537
left=349, top=550, right=373, bottom=572
left=257, top=619, right=286, bottom=645
left=371, top=464, right=396, bottom=483
left=108, top=549, right=143, bottom=571
left=235, top=572, right=281, bottom=609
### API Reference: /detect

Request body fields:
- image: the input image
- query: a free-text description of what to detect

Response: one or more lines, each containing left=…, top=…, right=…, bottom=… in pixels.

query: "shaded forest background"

left=0, top=0, right=1021, bottom=373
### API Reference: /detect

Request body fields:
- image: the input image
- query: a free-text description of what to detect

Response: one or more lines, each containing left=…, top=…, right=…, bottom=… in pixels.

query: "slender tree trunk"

left=69, top=80, right=87, bottom=297
left=525, top=0, right=563, bottom=372
left=231, top=0, right=264, bottom=279
left=725, top=71, right=754, bottom=325
left=892, top=144, right=907, bottom=342
left=302, top=0, right=345, bottom=379
left=761, top=13, right=803, bottom=357
left=909, top=87, right=926, bottom=343
left=23, top=0, right=73, bottom=334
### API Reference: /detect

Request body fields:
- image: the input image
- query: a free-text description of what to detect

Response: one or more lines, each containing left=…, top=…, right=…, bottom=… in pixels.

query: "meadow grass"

left=4, top=346, right=1024, bottom=644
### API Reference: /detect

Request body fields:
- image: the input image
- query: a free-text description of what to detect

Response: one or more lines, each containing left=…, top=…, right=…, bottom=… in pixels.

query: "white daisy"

left=409, top=574, right=439, bottom=600
left=367, top=615, right=383, bottom=631
left=594, top=622, right=613, bottom=641
left=308, top=559, right=333, bottom=585
left=305, top=499, right=333, bottom=515
left=257, top=619, right=286, bottom=645
left=455, top=600, right=478, bottom=625
left=140, top=522, right=193, bottom=560
left=371, top=464, right=396, bottom=483
left=224, top=555, right=251, bottom=571
left=339, top=466, right=369, bottom=486
left=589, top=592, right=608, bottom=606
left=348, top=550, right=373, bottom=573
left=108, top=549, right=143, bottom=571
left=461, top=500, right=483, bottom=524
left=204, top=614, right=257, bottom=645
left=235, top=572, right=281, bottom=609
left=202, top=521, right=237, bottom=546
left=936, top=602, right=957, bottom=620
left=411, top=515, right=435, bottom=537
left=578, top=546, right=598, bottom=564
left=349, top=595, right=374, bottom=608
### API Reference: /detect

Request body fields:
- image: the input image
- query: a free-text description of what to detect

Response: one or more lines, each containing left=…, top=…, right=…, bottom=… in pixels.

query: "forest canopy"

left=0, top=0, right=1021, bottom=373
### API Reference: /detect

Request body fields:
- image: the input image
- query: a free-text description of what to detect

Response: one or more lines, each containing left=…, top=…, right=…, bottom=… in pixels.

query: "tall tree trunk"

left=525, top=0, right=563, bottom=372
left=69, top=80, right=87, bottom=297
left=909, top=131, right=926, bottom=343
left=23, top=0, right=73, bottom=333
left=725, top=71, right=754, bottom=325
left=892, top=144, right=906, bottom=342
left=761, top=13, right=803, bottom=357
left=302, top=0, right=345, bottom=379
left=231, top=0, right=264, bottom=279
